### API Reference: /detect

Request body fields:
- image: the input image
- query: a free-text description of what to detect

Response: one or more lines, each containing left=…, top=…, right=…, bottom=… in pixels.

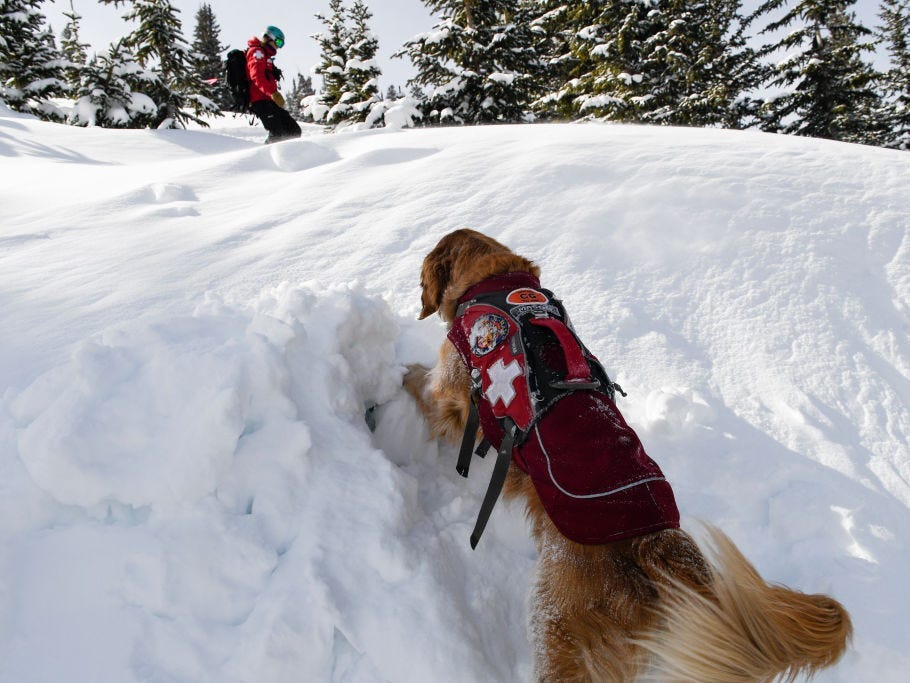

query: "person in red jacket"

left=247, top=26, right=301, bottom=143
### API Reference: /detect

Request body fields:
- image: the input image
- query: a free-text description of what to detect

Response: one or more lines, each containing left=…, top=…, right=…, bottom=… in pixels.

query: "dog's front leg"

left=403, top=363, right=433, bottom=417
left=404, top=341, right=472, bottom=444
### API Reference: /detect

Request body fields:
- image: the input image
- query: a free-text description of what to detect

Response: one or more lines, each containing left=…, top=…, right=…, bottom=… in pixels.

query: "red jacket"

left=447, top=272, right=680, bottom=545
left=246, top=37, right=278, bottom=103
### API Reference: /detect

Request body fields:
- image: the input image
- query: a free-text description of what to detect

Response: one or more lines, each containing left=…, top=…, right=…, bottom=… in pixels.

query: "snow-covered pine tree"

left=68, top=37, right=157, bottom=128
left=664, top=0, right=767, bottom=128
left=312, top=0, right=351, bottom=125
left=0, top=0, right=67, bottom=120
left=60, top=0, right=89, bottom=92
left=758, top=0, right=885, bottom=144
left=100, top=0, right=219, bottom=128
left=191, top=3, right=229, bottom=111
left=546, top=0, right=762, bottom=126
left=878, top=0, right=910, bottom=149
left=345, top=0, right=382, bottom=125
left=523, top=0, right=577, bottom=119
left=397, top=0, right=541, bottom=124
left=529, top=1, right=627, bottom=120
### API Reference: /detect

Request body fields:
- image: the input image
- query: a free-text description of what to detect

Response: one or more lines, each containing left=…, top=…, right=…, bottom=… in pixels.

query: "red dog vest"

left=447, top=272, right=680, bottom=545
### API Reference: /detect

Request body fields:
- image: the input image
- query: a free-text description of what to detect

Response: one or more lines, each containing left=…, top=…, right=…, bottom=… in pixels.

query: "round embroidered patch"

left=469, top=313, right=510, bottom=356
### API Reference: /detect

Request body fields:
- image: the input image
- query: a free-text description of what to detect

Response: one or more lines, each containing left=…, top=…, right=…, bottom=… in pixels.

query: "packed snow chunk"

left=10, top=282, right=402, bottom=516
left=150, top=182, right=197, bottom=204
left=248, top=280, right=404, bottom=415
left=267, top=139, right=340, bottom=172
left=12, top=321, right=249, bottom=511
left=640, top=387, right=717, bottom=438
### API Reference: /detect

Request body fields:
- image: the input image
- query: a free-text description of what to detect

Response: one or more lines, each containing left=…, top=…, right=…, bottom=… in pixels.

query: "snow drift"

left=1, top=104, right=909, bottom=681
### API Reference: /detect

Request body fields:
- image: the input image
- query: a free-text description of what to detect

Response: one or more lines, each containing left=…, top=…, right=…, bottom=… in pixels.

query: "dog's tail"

left=639, top=527, right=852, bottom=683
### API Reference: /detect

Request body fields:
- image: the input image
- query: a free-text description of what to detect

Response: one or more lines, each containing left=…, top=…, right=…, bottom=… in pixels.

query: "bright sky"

left=45, top=0, right=434, bottom=91
left=44, top=0, right=887, bottom=92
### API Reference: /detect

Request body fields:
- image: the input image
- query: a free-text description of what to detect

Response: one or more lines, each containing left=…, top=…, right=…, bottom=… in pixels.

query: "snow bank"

left=0, top=281, right=536, bottom=682
left=2, top=284, right=401, bottom=678
left=2, top=109, right=909, bottom=681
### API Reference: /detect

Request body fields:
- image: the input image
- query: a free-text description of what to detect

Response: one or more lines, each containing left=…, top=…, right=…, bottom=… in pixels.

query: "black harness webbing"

left=468, top=416, right=516, bottom=550
left=456, top=398, right=517, bottom=549
left=456, top=399, right=481, bottom=478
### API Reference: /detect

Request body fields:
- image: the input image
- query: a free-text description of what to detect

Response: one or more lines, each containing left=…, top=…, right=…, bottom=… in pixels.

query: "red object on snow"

left=245, top=37, right=278, bottom=103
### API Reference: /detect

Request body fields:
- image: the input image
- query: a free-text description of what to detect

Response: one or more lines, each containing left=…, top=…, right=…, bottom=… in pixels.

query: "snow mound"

left=2, top=110, right=910, bottom=681
left=10, top=283, right=399, bottom=513
left=1, top=282, right=535, bottom=682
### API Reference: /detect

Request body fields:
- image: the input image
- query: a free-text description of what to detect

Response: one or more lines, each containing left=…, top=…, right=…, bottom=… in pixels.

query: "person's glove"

left=271, top=91, right=286, bottom=108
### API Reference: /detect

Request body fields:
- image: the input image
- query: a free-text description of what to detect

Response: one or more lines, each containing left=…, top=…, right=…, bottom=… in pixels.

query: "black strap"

left=456, top=399, right=480, bottom=478
left=469, top=418, right=515, bottom=550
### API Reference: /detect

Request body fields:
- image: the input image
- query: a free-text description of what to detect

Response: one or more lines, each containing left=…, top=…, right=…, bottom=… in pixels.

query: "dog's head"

left=418, top=228, right=540, bottom=322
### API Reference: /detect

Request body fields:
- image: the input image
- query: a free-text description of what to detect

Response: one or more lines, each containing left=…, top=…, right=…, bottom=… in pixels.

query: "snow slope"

left=1, top=106, right=909, bottom=682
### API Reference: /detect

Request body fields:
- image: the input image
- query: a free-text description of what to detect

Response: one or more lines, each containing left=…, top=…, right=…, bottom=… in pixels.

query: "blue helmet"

left=264, top=25, right=285, bottom=48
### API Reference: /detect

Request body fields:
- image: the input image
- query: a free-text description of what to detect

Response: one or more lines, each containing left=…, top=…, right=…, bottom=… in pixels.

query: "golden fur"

left=406, top=228, right=852, bottom=682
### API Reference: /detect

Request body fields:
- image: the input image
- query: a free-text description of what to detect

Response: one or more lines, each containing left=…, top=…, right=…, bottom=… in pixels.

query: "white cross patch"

left=485, top=358, right=522, bottom=408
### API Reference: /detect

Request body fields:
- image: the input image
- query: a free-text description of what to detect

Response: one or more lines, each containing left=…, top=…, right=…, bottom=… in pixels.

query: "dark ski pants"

left=250, top=100, right=302, bottom=144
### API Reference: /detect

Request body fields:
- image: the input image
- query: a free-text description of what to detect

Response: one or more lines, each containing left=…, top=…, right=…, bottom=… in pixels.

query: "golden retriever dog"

left=405, top=228, right=851, bottom=682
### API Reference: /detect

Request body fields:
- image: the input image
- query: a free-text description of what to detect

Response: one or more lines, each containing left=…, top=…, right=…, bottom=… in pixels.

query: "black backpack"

left=224, top=49, right=250, bottom=113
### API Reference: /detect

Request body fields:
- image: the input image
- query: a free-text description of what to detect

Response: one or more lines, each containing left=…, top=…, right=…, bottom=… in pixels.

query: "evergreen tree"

left=100, top=0, right=220, bottom=128
left=60, top=0, right=89, bottom=91
left=313, top=0, right=350, bottom=124
left=523, top=0, right=576, bottom=119
left=191, top=3, right=229, bottom=110
left=878, top=0, right=910, bottom=148
left=536, top=1, right=648, bottom=120
left=664, top=0, right=766, bottom=127
left=69, top=37, right=157, bottom=128
left=345, top=0, right=382, bottom=124
left=536, top=0, right=762, bottom=127
left=0, top=0, right=68, bottom=120
left=397, top=0, right=541, bottom=124
left=311, top=0, right=383, bottom=127
left=758, top=0, right=885, bottom=144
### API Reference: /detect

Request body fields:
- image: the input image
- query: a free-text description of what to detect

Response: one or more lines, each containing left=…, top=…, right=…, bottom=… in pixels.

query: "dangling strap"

left=456, top=399, right=481, bottom=478
left=469, top=418, right=516, bottom=550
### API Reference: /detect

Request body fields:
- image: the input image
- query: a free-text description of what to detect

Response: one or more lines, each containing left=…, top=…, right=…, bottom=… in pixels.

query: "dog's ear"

left=418, top=257, right=448, bottom=319
left=418, top=228, right=495, bottom=319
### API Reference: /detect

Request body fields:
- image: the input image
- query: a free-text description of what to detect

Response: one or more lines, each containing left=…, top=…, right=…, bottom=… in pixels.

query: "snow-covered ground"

left=1, top=106, right=909, bottom=682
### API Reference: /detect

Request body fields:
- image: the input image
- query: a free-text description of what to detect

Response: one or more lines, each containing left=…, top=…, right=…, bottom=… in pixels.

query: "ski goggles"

left=266, top=33, right=284, bottom=49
